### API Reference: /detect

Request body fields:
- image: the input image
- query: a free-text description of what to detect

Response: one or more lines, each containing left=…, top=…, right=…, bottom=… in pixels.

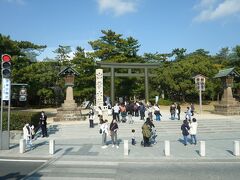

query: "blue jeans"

left=191, top=135, right=197, bottom=144
left=156, top=114, right=161, bottom=121
left=183, top=135, right=188, bottom=145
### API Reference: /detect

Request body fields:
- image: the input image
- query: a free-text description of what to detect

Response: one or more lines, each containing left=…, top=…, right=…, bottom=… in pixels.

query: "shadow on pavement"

left=1, top=172, right=25, bottom=180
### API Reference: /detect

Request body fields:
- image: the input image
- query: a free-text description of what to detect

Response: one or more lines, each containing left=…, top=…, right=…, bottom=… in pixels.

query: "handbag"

left=99, top=129, right=102, bottom=134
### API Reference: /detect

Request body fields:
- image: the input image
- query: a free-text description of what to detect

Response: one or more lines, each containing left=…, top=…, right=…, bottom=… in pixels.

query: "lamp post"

left=194, top=75, right=206, bottom=114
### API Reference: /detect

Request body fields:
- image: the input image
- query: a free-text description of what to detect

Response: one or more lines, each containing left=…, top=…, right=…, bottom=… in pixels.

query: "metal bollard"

left=19, top=139, right=26, bottom=153
left=124, top=140, right=128, bottom=156
left=49, top=139, right=55, bottom=155
left=164, top=140, right=170, bottom=156
left=200, top=141, right=205, bottom=157
left=233, top=141, right=239, bottom=156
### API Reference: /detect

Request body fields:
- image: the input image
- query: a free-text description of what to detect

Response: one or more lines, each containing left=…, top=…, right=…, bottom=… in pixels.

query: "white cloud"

left=97, top=0, right=138, bottom=16
left=194, top=0, right=240, bottom=22
left=194, top=0, right=217, bottom=9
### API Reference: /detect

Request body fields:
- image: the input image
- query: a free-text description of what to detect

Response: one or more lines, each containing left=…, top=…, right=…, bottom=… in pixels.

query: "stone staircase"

left=48, top=117, right=240, bottom=140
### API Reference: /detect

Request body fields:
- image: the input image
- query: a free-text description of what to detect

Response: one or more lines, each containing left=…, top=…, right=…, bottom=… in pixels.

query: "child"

left=131, top=129, right=136, bottom=145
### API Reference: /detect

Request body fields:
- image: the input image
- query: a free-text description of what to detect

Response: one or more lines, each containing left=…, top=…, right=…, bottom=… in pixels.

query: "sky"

left=0, top=0, right=240, bottom=60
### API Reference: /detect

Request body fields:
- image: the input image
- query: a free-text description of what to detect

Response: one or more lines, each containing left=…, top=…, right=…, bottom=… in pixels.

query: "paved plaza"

left=0, top=105, right=240, bottom=179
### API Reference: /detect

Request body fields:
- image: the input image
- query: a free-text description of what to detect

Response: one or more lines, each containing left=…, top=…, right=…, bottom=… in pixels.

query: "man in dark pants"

left=39, top=111, right=48, bottom=137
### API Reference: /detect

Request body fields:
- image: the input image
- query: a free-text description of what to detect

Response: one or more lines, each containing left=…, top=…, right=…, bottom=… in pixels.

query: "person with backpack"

left=142, top=120, right=152, bottom=147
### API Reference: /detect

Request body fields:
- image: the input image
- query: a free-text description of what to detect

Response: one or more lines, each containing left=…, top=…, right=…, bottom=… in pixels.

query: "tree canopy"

left=1, top=31, right=240, bottom=106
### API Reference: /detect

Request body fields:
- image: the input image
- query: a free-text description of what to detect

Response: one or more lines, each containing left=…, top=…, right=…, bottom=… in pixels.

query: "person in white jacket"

left=189, top=118, right=198, bottom=145
left=23, top=123, right=34, bottom=149
left=100, top=119, right=109, bottom=148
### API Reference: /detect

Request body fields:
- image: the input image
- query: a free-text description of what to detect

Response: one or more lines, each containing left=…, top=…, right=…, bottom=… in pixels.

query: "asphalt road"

left=23, top=159, right=240, bottom=180
left=117, top=161, right=240, bottom=180
left=0, top=159, right=46, bottom=180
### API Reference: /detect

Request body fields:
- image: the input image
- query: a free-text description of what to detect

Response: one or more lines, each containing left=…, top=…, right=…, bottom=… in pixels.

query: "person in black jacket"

left=39, top=111, right=48, bottom=137
left=181, top=120, right=190, bottom=146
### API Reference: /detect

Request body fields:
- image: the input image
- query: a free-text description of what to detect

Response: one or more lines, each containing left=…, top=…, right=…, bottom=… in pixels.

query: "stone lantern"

left=214, top=67, right=240, bottom=115
left=54, top=66, right=82, bottom=121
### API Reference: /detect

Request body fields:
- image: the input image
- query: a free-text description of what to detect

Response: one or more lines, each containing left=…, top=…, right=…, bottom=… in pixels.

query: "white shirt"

left=113, top=105, right=120, bottom=113
left=189, top=122, right=198, bottom=135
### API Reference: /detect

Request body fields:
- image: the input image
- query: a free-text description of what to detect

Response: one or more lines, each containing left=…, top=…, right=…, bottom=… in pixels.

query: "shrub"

left=2, top=111, right=40, bottom=130
left=158, top=99, right=172, bottom=106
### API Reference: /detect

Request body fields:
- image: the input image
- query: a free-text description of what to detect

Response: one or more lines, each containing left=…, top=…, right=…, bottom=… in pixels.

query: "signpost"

left=194, top=74, right=206, bottom=114
left=1, top=54, right=11, bottom=150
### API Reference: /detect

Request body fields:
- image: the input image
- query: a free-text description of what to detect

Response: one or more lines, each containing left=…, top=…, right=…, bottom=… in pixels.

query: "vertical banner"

left=2, top=78, right=11, bottom=101
left=155, top=96, right=159, bottom=104
left=96, top=69, right=103, bottom=108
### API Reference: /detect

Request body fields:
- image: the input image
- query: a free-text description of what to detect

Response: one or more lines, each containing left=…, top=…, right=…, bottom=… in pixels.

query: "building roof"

left=214, top=67, right=240, bottom=78
left=58, top=66, right=80, bottom=76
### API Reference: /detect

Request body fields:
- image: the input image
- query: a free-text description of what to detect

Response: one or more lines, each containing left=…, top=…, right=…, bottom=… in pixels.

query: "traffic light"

left=1, top=54, right=11, bottom=78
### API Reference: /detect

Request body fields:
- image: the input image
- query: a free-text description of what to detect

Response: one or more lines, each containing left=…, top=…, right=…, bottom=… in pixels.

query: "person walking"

left=88, top=109, right=95, bottom=128
left=100, top=119, right=109, bottom=149
left=181, top=120, right=190, bottom=146
left=39, top=111, right=48, bottom=137
left=190, top=103, right=195, bottom=116
left=142, top=120, right=152, bottom=147
left=113, top=103, right=120, bottom=122
left=170, top=103, right=176, bottom=120
left=189, top=118, right=198, bottom=145
left=120, top=103, right=127, bottom=123
left=139, top=102, right=146, bottom=120
left=176, top=103, right=181, bottom=120
left=131, top=129, right=136, bottom=145
left=110, top=119, right=119, bottom=148
left=185, top=107, right=192, bottom=121
left=23, top=123, right=34, bottom=149
left=153, top=104, right=162, bottom=121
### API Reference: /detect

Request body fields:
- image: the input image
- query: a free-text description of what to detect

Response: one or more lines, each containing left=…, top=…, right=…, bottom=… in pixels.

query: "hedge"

left=2, top=111, right=40, bottom=130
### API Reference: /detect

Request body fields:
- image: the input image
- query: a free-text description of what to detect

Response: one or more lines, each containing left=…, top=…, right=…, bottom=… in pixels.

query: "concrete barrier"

left=200, top=141, right=205, bottom=157
left=49, top=139, right=55, bottom=155
left=124, top=140, right=128, bottom=156
left=233, top=141, right=239, bottom=156
left=19, top=139, right=26, bottom=153
left=164, top=140, right=170, bottom=156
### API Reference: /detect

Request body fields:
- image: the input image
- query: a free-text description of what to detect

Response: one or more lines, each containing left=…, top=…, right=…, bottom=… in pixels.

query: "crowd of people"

left=22, top=101, right=198, bottom=151
left=88, top=101, right=198, bottom=149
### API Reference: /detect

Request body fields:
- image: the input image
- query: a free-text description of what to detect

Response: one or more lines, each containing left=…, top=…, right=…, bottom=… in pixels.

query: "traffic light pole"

left=1, top=54, right=11, bottom=150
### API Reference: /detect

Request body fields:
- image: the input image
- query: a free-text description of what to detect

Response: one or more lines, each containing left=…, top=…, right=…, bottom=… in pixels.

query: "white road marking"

left=0, top=158, right=47, bottom=162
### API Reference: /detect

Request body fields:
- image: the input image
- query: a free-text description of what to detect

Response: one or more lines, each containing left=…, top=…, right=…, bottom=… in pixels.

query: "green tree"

left=53, top=45, right=72, bottom=66
left=157, top=53, right=219, bottom=102
left=88, top=30, right=144, bottom=100
left=71, top=46, right=96, bottom=102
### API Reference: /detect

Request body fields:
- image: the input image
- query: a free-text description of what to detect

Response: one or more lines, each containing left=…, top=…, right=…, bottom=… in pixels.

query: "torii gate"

left=96, top=62, right=160, bottom=106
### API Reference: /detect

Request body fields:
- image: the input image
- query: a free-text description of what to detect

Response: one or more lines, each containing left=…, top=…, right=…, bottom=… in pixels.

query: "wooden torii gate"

left=97, top=62, right=160, bottom=104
